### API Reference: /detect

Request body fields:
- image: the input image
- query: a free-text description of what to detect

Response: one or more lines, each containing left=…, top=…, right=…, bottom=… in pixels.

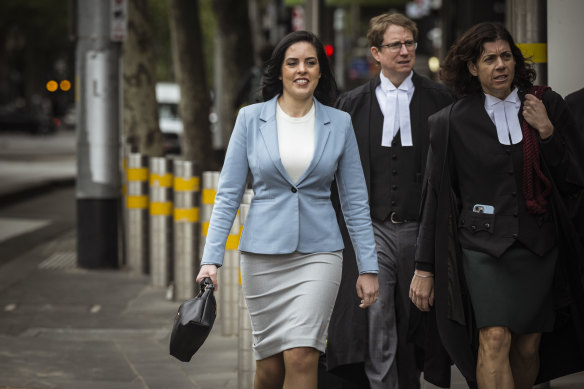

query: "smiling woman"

left=278, top=41, right=321, bottom=113
left=261, top=31, right=337, bottom=107
left=195, top=30, right=380, bottom=389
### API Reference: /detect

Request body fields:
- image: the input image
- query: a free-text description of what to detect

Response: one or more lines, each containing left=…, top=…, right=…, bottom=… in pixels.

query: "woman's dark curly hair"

left=261, top=30, right=337, bottom=106
left=441, top=22, right=536, bottom=97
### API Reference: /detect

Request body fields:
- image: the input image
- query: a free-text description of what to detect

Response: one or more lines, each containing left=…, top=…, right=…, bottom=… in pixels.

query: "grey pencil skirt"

left=240, top=250, right=343, bottom=360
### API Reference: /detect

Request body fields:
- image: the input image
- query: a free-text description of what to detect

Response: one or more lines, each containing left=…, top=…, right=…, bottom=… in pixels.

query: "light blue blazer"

left=201, top=96, right=378, bottom=274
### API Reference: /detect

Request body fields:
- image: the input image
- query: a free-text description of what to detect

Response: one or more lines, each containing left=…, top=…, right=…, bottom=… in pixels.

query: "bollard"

left=221, top=206, right=241, bottom=336
left=173, top=160, right=200, bottom=300
left=119, top=142, right=134, bottom=268
left=238, top=193, right=255, bottom=389
left=200, top=171, right=220, bottom=256
left=149, top=157, right=173, bottom=288
left=126, top=153, right=149, bottom=274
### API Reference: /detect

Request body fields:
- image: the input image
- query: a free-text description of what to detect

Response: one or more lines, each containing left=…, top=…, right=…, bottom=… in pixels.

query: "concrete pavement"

left=0, top=129, right=583, bottom=388
left=0, top=130, right=239, bottom=388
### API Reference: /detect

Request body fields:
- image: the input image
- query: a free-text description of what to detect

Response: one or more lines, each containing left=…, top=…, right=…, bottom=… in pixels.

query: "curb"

left=0, top=177, right=76, bottom=208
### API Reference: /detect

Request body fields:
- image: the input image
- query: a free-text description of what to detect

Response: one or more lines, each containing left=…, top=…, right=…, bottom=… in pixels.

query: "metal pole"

left=305, top=0, right=320, bottom=36
left=238, top=189, right=254, bottom=389
left=173, top=160, right=200, bottom=300
left=149, top=157, right=173, bottom=289
left=126, top=152, right=149, bottom=274
left=333, top=8, right=345, bottom=91
left=222, top=204, right=241, bottom=336
left=201, top=171, right=220, bottom=257
left=76, top=0, right=121, bottom=268
left=507, top=0, right=547, bottom=85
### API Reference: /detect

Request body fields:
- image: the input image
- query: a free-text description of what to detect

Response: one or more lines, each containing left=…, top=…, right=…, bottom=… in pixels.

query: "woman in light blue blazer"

left=196, top=31, right=379, bottom=389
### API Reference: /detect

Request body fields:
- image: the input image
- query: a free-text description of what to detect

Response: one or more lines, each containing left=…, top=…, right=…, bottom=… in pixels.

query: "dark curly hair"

left=261, top=30, right=337, bottom=106
left=441, top=22, right=536, bottom=97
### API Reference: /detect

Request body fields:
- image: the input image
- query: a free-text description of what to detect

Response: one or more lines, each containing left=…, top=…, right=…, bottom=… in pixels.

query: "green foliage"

left=148, top=0, right=173, bottom=81
left=145, top=0, right=215, bottom=87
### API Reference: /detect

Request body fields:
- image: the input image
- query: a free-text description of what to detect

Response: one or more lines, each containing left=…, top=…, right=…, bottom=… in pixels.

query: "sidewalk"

left=0, top=229, right=238, bottom=389
left=1, top=130, right=583, bottom=388
left=0, top=131, right=238, bottom=388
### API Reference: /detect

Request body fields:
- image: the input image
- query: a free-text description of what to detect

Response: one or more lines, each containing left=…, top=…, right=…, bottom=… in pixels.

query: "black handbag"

left=169, top=277, right=217, bottom=362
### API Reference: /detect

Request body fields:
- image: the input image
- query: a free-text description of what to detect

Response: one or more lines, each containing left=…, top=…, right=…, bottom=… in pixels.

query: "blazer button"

left=291, top=187, right=297, bottom=193
left=511, top=192, right=517, bottom=197
left=512, top=233, right=518, bottom=239
left=391, top=200, right=396, bottom=206
left=392, top=154, right=397, bottom=160
left=507, top=170, right=514, bottom=175
left=392, top=170, right=397, bottom=175
left=513, top=212, right=518, bottom=217
left=392, top=185, right=397, bottom=190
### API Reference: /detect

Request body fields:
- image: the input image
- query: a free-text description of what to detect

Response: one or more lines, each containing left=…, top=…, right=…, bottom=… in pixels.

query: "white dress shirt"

left=375, top=71, right=415, bottom=147
left=484, top=87, right=523, bottom=145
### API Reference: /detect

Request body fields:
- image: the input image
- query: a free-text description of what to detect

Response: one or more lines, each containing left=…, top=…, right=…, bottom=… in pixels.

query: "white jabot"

left=485, top=88, right=523, bottom=145
left=276, top=102, right=315, bottom=183
left=376, top=71, right=415, bottom=147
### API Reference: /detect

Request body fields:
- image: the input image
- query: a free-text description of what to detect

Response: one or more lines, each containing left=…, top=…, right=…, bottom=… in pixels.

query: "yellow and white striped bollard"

left=126, top=153, right=149, bottom=274
left=149, top=157, right=173, bottom=288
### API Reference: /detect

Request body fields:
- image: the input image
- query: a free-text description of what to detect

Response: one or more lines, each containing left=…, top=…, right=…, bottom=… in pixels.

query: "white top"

left=276, top=102, right=315, bottom=183
left=484, top=87, right=523, bottom=145
left=375, top=71, right=415, bottom=147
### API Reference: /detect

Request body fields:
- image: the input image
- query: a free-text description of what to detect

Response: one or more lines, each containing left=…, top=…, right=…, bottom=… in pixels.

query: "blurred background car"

left=155, top=82, right=182, bottom=155
left=0, top=97, right=57, bottom=134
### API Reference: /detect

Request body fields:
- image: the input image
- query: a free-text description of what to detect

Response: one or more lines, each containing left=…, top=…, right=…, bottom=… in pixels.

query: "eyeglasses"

left=378, top=40, right=417, bottom=52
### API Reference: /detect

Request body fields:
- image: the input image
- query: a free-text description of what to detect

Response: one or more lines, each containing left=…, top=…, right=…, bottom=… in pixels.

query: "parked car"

left=0, top=100, right=57, bottom=134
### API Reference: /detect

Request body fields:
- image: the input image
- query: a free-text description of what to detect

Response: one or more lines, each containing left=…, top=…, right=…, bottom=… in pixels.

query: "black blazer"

left=326, top=73, right=454, bottom=377
left=335, top=72, right=455, bottom=200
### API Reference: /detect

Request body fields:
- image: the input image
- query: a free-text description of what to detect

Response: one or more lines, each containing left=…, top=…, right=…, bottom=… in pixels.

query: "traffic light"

left=325, top=44, right=334, bottom=58
left=46, top=79, right=72, bottom=92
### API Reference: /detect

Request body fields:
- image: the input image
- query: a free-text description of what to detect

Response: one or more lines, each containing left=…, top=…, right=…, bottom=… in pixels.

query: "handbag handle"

left=200, top=277, right=214, bottom=291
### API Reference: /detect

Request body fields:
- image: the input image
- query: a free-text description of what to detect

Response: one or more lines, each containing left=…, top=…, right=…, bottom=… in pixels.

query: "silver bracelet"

left=414, top=272, right=434, bottom=278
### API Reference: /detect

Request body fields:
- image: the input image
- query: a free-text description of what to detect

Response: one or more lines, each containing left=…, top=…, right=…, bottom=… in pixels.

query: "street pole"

left=75, top=0, right=122, bottom=268
left=507, top=0, right=547, bottom=85
left=305, top=0, right=320, bottom=36
left=333, top=8, right=345, bottom=91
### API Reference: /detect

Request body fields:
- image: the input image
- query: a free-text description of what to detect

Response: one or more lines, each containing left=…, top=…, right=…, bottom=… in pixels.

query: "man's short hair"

left=367, top=12, right=418, bottom=48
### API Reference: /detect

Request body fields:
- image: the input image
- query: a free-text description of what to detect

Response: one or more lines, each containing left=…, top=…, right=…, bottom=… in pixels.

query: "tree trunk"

left=167, top=0, right=217, bottom=171
left=122, top=0, right=164, bottom=157
left=212, top=0, right=254, bottom=148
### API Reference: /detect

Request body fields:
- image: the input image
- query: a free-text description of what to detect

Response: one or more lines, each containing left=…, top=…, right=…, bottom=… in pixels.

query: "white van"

left=156, top=82, right=182, bottom=154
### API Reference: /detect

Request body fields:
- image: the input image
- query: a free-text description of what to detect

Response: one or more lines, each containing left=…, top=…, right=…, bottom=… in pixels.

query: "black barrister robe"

left=326, top=72, right=455, bottom=386
left=413, top=88, right=584, bottom=387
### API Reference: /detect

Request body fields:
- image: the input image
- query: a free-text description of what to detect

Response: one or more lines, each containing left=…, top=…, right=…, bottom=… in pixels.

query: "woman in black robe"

left=409, top=22, right=584, bottom=389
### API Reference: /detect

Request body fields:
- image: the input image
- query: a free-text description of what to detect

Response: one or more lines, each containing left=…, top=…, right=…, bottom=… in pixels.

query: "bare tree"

left=167, top=0, right=217, bottom=171
left=123, top=0, right=164, bottom=157
left=212, top=0, right=254, bottom=145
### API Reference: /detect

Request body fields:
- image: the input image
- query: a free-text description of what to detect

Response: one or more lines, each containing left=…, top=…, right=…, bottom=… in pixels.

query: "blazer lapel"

left=258, top=96, right=295, bottom=185
left=296, top=99, right=331, bottom=185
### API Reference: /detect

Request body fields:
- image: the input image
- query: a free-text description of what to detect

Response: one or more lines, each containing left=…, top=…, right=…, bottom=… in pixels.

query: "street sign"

left=110, top=0, right=127, bottom=42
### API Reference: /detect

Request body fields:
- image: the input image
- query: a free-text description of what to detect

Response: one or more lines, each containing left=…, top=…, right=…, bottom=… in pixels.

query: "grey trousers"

left=364, top=218, right=420, bottom=389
